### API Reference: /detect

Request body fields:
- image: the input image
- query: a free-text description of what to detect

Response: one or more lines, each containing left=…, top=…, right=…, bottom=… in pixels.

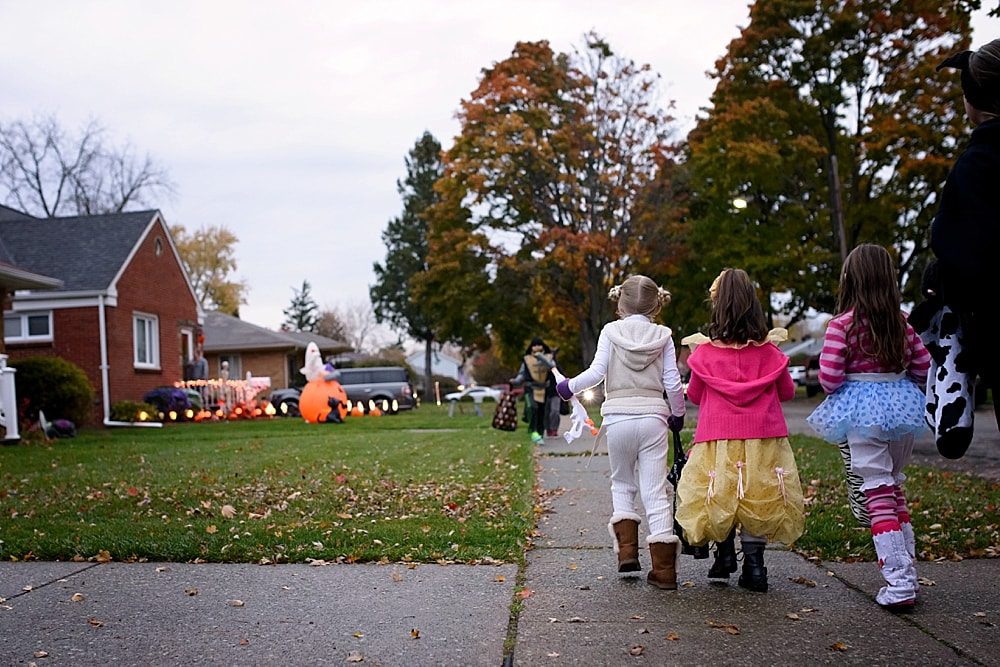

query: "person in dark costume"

left=911, top=38, right=1000, bottom=458
left=510, top=337, right=557, bottom=444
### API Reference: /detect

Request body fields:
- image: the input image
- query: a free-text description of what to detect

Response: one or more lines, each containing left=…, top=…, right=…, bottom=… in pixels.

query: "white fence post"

left=0, top=354, right=20, bottom=441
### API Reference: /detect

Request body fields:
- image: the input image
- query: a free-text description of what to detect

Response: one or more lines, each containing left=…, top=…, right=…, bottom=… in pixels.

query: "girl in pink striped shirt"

left=807, top=244, right=931, bottom=610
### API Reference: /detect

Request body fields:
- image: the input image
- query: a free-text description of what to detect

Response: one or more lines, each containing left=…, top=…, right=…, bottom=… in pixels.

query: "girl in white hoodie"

left=556, top=275, right=687, bottom=589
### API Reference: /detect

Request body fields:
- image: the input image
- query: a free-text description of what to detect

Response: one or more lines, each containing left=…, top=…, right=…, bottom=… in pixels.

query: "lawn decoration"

left=298, top=342, right=347, bottom=424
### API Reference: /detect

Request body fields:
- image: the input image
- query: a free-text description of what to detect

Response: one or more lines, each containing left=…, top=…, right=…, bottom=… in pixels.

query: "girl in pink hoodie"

left=675, top=269, right=805, bottom=593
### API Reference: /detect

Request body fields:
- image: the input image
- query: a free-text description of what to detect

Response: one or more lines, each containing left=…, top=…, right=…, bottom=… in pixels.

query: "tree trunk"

left=423, top=334, right=435, bottom=403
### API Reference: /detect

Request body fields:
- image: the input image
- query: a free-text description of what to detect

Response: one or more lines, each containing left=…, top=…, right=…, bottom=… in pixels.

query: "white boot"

left=872, top=529, right=916, bottom=608
left=900, top=521, right=920, bottom=594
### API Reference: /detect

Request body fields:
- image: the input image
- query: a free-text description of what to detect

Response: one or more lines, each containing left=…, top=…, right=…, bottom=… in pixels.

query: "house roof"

left=0, top=204, right=36, bottom=222
left=0, top=207, right=63, bottom=290
left=202, top=310, right=351, bottom=354
left=0, top=209, right=158, bottom=292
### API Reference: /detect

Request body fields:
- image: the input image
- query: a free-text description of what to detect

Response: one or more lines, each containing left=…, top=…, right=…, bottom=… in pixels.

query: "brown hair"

left=609, top=275, right=670, bottom=319
left=708, top=268, right=768, bottom=344
left=836, top=244, right=907, bottom=369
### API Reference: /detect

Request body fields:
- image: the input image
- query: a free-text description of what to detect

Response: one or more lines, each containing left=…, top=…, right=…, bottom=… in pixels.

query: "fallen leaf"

left=788, top=576, right=816, bottom=587
left=629, top=615, right=644, bottom=621
left=70, top=593, right=85, bottom=602
left=830, top=642, right=849, bottom=652
left=799, top=608, right=817, bottom=614
left=785, top=613, right=800, bottom=621
left=546, top=652, right=560, bottom=657
left=974, top=612, right=987, bottom=618
left=206, top=525, right=218, bottom=534
left=33, top=651, right=49, bottom=658
left=337, top=513, right=353, bottom=520
left=682, top=580, right=695, bottom=588
left=391, top=571, right=404, bottom=582
left=95, top=550, right=112, bottom=563
left=638, top=628, right=649, bottom=634
left=155, top=567, right=169, bottom=573
left=346, top=652, right=364, bottom=663
left=494, top=575, right=505, bottom=583
left=185, top=587, right=198, bottom=596
left=221, top=505, right=236, bottom=519
left=410, top=628, right=420, bottom=639
left=566, top=616, right=586, bottom=623
left=227, top=599, right=244, bottom=607
left=239, top=639, right=250, bottom=646
left=517, top=589, right=533, bottom=599
left=629, top=645, right=644, bottom=656
left=87, top=617, right=104, bottom=627
left=706, top=619, right=740, bottom=635
left=665, top=632, right=680, bottom=641
left=917, top=577, right=936, bottom=586
left=568, top=562, right=578, bottom=570
left=22, top=585, right=32, bottom=592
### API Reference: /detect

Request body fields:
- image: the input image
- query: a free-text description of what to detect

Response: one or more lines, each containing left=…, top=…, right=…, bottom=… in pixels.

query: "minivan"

left=337, top=366, right=416, bottom=413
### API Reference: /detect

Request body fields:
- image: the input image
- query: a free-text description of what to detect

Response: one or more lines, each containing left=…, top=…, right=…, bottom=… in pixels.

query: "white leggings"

left=847, top=428, right=914, bottom=492
left=606, top=417, right=673, bottom=540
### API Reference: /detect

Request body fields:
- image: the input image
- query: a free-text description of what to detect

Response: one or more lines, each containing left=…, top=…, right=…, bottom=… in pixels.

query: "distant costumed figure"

left=298, top=342, right=347, bottom=424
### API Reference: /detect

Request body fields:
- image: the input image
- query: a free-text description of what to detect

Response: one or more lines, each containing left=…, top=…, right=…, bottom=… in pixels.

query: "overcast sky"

left=1, top=2, right=996, bottom=332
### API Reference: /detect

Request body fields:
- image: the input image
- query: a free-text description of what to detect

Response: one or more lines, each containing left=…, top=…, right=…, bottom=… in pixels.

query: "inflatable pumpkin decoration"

left=299, top=378, right=348, bottom=423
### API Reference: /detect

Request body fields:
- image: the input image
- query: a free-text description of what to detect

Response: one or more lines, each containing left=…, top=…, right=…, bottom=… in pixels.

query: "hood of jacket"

left=604, top=318, right=673, bottom=372
left=688, top=342, right=789, bottom=407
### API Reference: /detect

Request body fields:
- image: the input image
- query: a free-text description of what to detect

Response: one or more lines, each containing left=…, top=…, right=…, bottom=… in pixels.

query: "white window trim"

left=4, top=310, right=53, bottom=343
left=133, top=311, right=161, bottom=370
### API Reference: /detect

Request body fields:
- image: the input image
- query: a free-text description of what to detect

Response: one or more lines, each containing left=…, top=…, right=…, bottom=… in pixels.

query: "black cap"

left=938, top=47, right=1000, bottom=115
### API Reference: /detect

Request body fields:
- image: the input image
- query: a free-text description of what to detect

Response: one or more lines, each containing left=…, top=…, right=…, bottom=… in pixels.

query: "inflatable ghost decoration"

left=300, top=342, right=325, bottom=382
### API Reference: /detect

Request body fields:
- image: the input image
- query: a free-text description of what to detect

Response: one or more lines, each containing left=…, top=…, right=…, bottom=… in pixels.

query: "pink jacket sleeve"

left=686, top=370, right=704, bottom=405
left=777, top=365, right=796, bottom=402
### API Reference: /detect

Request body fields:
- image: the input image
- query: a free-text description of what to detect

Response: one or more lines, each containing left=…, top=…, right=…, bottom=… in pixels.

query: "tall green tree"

left=283, top=280, right=319, bottom=332
left=370, top=132, right=445, bottom=400
left=682, top=0, right=978, bottom=324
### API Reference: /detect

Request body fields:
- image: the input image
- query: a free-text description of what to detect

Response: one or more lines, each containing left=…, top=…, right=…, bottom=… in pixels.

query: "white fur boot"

left=872, top=529, right=916, bottom=609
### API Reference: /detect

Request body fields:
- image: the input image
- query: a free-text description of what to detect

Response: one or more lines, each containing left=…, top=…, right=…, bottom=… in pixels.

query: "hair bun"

left=657, top=287, right=671, bottom=305
left=608, top=285, right=623, bottom=301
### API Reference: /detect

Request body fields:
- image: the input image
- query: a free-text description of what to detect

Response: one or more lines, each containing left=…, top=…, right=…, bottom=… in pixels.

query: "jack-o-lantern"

left=299, top=378, right=348, bottom=423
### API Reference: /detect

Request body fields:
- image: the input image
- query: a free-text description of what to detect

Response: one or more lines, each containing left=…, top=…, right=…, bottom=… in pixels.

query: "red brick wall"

left=204, top=350, right=291, bottom=393
left=106, top=218, right=199, bottom=411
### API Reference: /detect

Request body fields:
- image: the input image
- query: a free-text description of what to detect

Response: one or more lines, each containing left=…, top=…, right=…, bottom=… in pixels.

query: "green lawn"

left=790, top=434, right=1000, bottom=562
left=0, top=407, right=534, bottom=564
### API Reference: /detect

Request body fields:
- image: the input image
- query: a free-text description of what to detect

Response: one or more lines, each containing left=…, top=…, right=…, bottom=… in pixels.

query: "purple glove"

left=556, top=379, right=574, bottom=401
left=667, top=414, right=684, bottom=433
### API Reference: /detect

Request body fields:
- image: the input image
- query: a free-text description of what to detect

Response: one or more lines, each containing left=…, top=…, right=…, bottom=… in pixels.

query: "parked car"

left=270, top=387, right=302, bottom=417
left=336, top=366, right=416, bottom=413
left=788, top=365, right=806, bottom=386
left=444, top=386, right=503, bottom=403
left=803, top=355, right=822, bottom=397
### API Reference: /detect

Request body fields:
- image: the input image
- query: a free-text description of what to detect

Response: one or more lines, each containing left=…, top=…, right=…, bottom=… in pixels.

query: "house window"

left=133, top=312, right=160, bottom=369
left=154, top=237, right=164, bottom=256
left=3, top=311, right=53, bottom=343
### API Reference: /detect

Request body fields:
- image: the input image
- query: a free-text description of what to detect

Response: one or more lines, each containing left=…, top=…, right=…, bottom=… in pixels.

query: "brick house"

left=0, top=206, right=202, bottom=425
left=202, top=310, right=350, bottom=389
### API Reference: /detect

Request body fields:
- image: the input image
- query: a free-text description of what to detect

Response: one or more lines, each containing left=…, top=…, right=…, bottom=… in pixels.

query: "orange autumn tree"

left=416, top=35, right=684, bottom=369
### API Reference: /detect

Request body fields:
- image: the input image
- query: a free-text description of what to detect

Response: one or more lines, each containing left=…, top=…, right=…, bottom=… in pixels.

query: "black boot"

left=738, top=542, right=768, bottom=592
left=707, top=529, right=737, bottom=579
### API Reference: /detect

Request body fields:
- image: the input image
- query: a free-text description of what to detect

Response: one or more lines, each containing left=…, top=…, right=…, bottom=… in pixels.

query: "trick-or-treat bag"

left=492, top=391, right=519, bottom=432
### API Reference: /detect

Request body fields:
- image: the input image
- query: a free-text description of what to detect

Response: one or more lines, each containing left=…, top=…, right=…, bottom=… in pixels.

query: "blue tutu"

left=806, top=374, right=928, bottom=443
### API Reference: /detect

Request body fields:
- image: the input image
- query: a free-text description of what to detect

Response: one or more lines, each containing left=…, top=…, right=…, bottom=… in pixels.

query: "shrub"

left=12, top=356, right=95, bottom=425
left=142, top=387, right=191, bottom=415
left=110, top=400, right=160, bottom=423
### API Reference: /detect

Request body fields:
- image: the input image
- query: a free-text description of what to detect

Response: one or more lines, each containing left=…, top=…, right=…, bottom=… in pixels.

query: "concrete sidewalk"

left=514, top=425, right=999, bottom=665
